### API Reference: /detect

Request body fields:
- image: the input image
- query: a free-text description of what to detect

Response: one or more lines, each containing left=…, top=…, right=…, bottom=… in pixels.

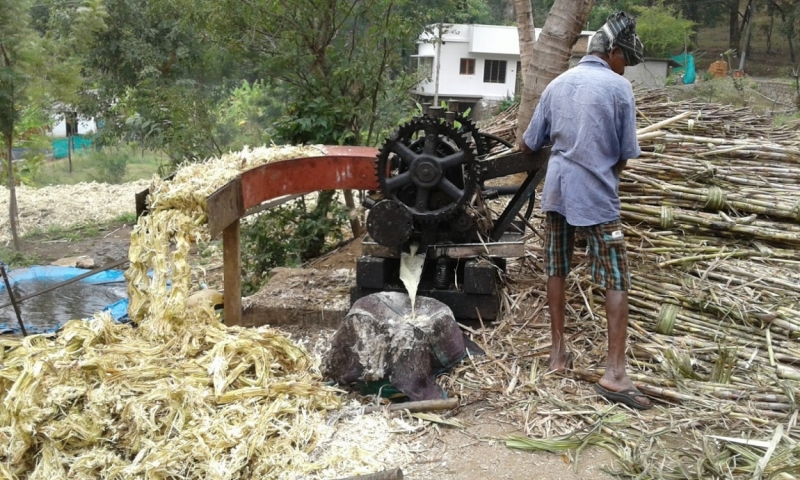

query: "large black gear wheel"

left=406, top=112, right=476, bottom=155
left=376, top=116, right=477, bottom=224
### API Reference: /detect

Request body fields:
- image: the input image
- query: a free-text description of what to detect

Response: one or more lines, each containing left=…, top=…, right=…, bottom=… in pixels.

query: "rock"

left=76, top=257, right=96, bottom=269
left=187, top=289, right=224, bottom=309
left=322, top=292, right=466, bottom=401
left=242, top=268, right=353, bottom=328
left=51, top=256, right=95, bottom=269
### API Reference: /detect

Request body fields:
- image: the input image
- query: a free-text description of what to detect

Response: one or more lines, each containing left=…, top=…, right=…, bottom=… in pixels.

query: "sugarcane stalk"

left=627, top=294, right=800, bottom=360
left=622, top=205, right=800, bottom=244
left=636, top=111, right=693, bottom=135
left=572, top=369, right=794, bottom=417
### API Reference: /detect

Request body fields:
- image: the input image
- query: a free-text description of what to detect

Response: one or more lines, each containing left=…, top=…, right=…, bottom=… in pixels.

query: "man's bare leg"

left=547, top=275, right=570, bottom=372
left=598, top=290, right=651, bottom=406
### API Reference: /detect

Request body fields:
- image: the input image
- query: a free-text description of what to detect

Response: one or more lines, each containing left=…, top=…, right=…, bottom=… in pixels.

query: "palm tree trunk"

left=515, top=0, right=535, bottom=78
left=514, top=0, right=594, bottom=144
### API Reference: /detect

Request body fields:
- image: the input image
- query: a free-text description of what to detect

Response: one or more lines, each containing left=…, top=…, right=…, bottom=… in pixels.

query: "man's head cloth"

left=588, top=11, right=644, bottom=67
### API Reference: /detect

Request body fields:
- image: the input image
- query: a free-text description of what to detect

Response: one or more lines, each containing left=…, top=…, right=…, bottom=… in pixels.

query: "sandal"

left=593, top=383, right=653, bottom=410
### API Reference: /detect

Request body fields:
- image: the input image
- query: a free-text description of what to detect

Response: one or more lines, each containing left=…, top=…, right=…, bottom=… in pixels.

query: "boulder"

left=323, top=292, right=466, bottom=401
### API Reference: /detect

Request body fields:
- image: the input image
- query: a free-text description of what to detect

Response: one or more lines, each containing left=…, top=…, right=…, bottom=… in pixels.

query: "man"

left=520, top=12, right=652, bottom=410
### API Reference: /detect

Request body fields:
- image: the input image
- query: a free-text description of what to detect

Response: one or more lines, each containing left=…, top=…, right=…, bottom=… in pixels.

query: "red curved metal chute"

left=207, top=145, right=378, bottom=236
left=240, top=146, right=378, bottom=210
left=205, top=145, right=379, bottom=327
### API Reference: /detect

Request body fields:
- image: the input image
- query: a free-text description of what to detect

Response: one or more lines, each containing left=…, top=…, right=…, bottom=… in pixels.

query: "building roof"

left=419, top=24, right=596, bottom=56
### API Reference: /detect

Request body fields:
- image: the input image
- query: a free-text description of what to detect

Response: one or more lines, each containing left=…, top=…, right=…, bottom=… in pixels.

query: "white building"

left=49, top=112, right=98, bottom=138
left=411, top=24, right=675, bottom=116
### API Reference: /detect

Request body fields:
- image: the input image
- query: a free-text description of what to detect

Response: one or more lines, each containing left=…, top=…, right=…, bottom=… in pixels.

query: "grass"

left=35, top=146, right=166, bottom=187
left=0, top=247, right=44, bottom=268
left=666, top=75, right=793, bottom=116
left=23, top=214, right=138, bottom=243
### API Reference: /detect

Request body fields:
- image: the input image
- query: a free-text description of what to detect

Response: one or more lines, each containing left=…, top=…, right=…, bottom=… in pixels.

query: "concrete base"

left=241, top=267, right=354, bottom=328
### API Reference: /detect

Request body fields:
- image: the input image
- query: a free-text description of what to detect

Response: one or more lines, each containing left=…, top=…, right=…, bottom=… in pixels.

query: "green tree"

left=587, top=0, right=641, bottom=30
left=634, top=2, right=696, bottom=57
left=215, top=80, right=281, bottom=152
left=485, top=0, right=517, bottom=24
left=666, top=0, right=729, bottom=27
left=76, top=0, right=243, bottom=164
left=764, top=0, right=800, bottom=63
left=181, top=0, right=449, bottom=273
left=0, top=0, right=103, bottom=249
left=188, top=0, right=445, bottom=147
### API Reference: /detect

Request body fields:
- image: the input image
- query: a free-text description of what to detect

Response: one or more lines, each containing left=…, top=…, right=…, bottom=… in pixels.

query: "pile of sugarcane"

left=477, top=87, right=800, bottom=478
left=479, top=102, right=519, bottom=141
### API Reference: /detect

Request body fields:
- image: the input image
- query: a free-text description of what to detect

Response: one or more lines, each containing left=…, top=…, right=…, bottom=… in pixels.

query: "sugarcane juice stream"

left=399, top=243, right=425, bottom=318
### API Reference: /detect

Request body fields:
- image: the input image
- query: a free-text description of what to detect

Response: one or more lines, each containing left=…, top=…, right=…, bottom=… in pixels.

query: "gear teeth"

left=374, top=116, right=478, bottom=225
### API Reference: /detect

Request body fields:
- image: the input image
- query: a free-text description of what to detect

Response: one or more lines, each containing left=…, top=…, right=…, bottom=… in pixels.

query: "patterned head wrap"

left=598, top=11, right=644, bottom=67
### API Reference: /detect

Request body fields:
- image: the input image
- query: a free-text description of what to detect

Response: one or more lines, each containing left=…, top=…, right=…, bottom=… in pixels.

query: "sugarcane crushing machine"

left=352, top=103, right=550, bottom=321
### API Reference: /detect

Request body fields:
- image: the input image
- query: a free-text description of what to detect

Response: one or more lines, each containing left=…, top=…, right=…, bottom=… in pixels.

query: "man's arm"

left=520, top=93, right=551, bottom=154
left=615, top=159, right=627, bottom=174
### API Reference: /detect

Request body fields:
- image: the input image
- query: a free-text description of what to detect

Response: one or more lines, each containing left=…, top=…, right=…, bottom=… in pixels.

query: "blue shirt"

left=522, top=55, right=641, bottom=226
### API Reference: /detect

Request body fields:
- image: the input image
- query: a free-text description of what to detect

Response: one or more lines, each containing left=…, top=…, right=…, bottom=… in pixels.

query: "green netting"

left=671, top=52, right=696, bottom=84
left=52, top=135, right=93, bottom=159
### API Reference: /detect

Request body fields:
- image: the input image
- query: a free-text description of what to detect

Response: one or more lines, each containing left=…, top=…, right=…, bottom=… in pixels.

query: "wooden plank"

left=478, top=147, right=550, bottom=181
left=222, top=219, right=242, bottom=327
left=207, top=177, right=244, bottom=237
left=431, top=241, right=524, bottom=258
left=361, top=233, right=525, bottom=259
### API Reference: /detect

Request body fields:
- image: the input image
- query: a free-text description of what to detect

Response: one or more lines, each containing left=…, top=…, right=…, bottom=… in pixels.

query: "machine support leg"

left=490, top=160, right=548, bottom=241
left=0, top=263, right=26, bottom=336
left=222, top=219, right=242, bottom=327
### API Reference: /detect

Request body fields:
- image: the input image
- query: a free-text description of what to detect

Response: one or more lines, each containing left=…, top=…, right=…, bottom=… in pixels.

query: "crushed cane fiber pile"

left=0, top=145, right=413, bottom=479
left=0, top=181, right=151, bottom=245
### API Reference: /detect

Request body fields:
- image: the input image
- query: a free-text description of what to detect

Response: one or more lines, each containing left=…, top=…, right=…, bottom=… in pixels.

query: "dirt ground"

left=16, top=226, right=619, bottom=480
left=15, top=223, right=135, bottom=267
left=410, top=402, right=615, bottom=480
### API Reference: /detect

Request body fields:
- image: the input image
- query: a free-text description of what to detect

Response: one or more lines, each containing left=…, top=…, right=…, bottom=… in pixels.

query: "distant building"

left=411, top=24, right=676, bottom=117
left=49, top=111, right=98, bottom=138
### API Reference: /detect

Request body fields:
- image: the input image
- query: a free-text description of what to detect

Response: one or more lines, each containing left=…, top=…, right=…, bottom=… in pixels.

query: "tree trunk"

left=766, top=6, right=774, bottom=54
left=729, top=0, right=742, bottom=51
left=4, top=135, right=21, bottom=250
left=303, top=189, right=336, bottom=260
left=514, top=0, right=594, bottom=144
left=738, top=0, right=755, bottom=71
left=514, top=0, right=535, bottom=78
left=433, top=22, right=443, bottom=106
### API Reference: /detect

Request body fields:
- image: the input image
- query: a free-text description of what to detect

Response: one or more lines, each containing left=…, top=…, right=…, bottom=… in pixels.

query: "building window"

left=483, top=60, right=507, bottom=84
left=460, top=58, right=475, bottom=75
left=417, top=57, right=433, bottom=80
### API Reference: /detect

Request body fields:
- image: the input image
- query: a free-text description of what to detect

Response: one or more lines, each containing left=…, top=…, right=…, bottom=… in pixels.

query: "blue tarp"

left=671, top=52, right=696, bottom=84
left=0, top=266, right=126, bottom=287
left=0, top=266, right=129, bottom=335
